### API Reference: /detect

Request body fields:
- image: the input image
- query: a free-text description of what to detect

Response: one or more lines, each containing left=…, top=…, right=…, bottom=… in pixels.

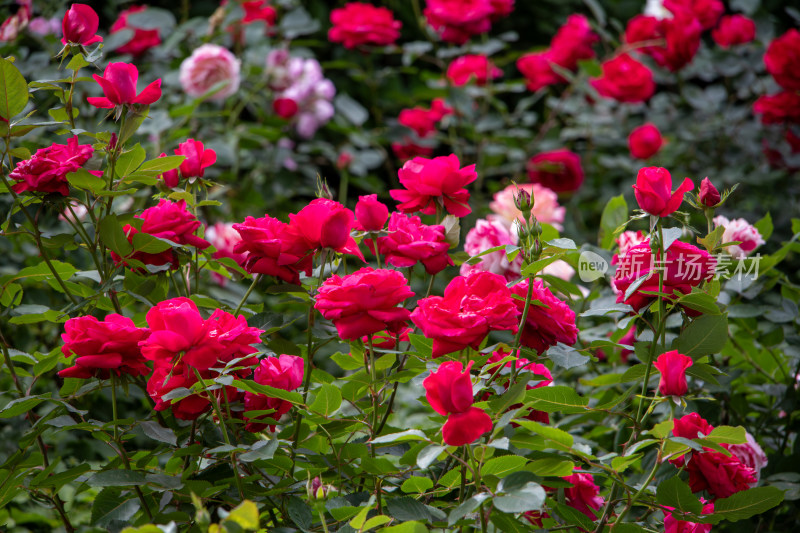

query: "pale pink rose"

left=728, top=432, right=768, bottom=483
left=616, top=230, right=648, bottom=258
left=206, top=222, right=246, bottom=286
left=180, top=44, right=241, bottom=101
left=489, top=183, right=565, bottom=230
left=460, top=218, right=522, bottom=281
left=713, top=215, right=766, bottom=259
left=28, top=15, right=60, bottom=36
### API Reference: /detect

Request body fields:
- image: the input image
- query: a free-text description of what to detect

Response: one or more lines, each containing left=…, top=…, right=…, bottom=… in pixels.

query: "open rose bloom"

left=180, top=44, right=241, bottom=100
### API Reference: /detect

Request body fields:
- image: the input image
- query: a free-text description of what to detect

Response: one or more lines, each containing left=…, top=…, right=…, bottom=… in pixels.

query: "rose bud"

left=355, top=194, right=389, bottom=232
left=699, top=177, right=721, bottom=207
left=653, top=350, right=693, bottom=396
left=632, top=166, right=694, bottom=217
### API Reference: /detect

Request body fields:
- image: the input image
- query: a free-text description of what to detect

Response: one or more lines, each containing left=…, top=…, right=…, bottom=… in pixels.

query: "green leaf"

left=656, top=477, right=703, bottom=514
left=335, top=93, right=368, bottom=126
left=98, top=214, right=133, bottom=257
left=712, top=486, right=784, bottom=522
left=448, top=493, right=490, bottom=525
left=417, top=444, right=446, bottom=469
left=515, top=420, right=574, bottom=447
left=66, top=168, right=105, bottom=192
left=239, top=439, right=278, bottom=462
left=139, top=155, right=185, bottom=173
left=661, top=227, right=684, bottom=251
left=88, top=469, right=147, bottom=487
left=0, top=394, right=49, bottom=418
left=330, top=351, right=363, bottom=371
left=487, top=380, right=528, bottom=416
left=386, top=496, right=445, bottom=523
left=651, top=420, right=674, bottom=439
left=401, top=476, right=434, bottom=494
left=754, top=212, right=773, bottom=242
left=555, top=502, right=596, bottom=530
left=363, top=515, right=392, bottom=530
left=545, top=238, right=577, bottom=250
left=676, top=314, right=728, bottom=359
left=482, top=456, right=528, bottom=477
left=705, top=426, right=746, bottom=445
left=599, top=195, right=628, bottom=249
left=546, top=343, right=590, bottom=369
left=309, top=383, right=342, bottom=416
left=494, top=482, right=546, bottom=513
left=378, top=521, right=429, bottom=533
left=372, top=429, right=428, bottom=444
left=675, top=291, right=721, bottom=315
left=132, top=232, right=173, bottom=254
left=287, top=497, right=313, bottom=531
left=115, top=144, right=146, bottom=177
left=66, top=54, right=90, bottom=71
left=0, top=57, right=28, bottom=120
left=528, top=458, right=575, bottom=477
left=523, top=386, right=588, bottom=413
left=223, top=500, right=259, bottom=530
left=91, top=488, right=139, bottom=527
left=233, top=379, right=304, bottom=405
left=140, top=420, right=177, bottom=445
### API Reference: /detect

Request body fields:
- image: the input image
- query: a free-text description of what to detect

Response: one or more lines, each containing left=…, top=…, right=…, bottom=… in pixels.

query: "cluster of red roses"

left=59, top=297, right=303, bottom=427
left=754, top=29, right=800, bottom=153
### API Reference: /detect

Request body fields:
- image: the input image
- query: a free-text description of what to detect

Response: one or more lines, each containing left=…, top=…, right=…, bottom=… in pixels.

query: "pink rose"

left=59, top=315, right=150, bottom=379
left=390, top=154, right=478, bottom=217
left=614, top=230, right=648, bottom=261
left=564, top=471, right=605, bottom=518
left=175, top=138, right=217, bottom=179
left=233, top=215, right=313, bottom=284
left=242, top=0, right=276, bottom=26
left=728, top=432, right=768, bottom=482
left=628, top=123, right=664, bottom=160
left=713, top=215, right=766, bottom=259
left=411, top=271, right=519, bottom=357
left=664, top=501, right=714, bottom=533
left=446, top=54, right=502, bottom=86
left=613, top=239, right=716, bottom=313
left=633, top=166, right=693, bottom=217
left=549, top=14, right=598, bottom=70
left=423, top=361, right=493, bottom=446
left=527, top=149, right=584, bottom=193
left=315, top=267, right=414, bottom=340
left=590, top=53, right=656, bottom=102
left=511, top=279, right=578, bottom=354
left=373, top=212, right=453, bottom=274
left=489, top=183, right=565, bottom=230
left=180, top=44, right=241, bottom=101
left=653, top=350, right=693, bottom=396
left=110, top=5, right=161, bottom=56
left=423, top=0, right=494, bottom=45
left=289, top=199, right=365, bottom=261
left=753, top=91, right=800, bottom=125
left=206, top=222, right=246, bottom=284
left=517, top=51, right=562, bottom=92
left=664, top=0, right=723, bottom=30
left=398, top=98, right=451, bottom=138
left=87, top=62, right=162, bottom=109
left=244, top=354, right=304, bottom=432
left=460, top=217, right=521, bottom=281
left=355, top=194, right=390, bottom=232
left=61, top=3, right=102, bottom=45
left=765, top=29, right=800, bottom=91
left=712, top=15, right=756, bottom=48
left=328, top=2, right=402, bottom=49
left=10, top=136, right=98, bottom=196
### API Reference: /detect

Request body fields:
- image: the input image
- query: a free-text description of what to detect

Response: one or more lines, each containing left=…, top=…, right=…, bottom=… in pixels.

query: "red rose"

left=653, top=350, right=693, bottom=396
left=59, top=314, right=150, bottom=379
left=664, top=501, right=714, bottom=533
left=371, top=212, right=453, bottom=274
left=87, top=62, right=162, bottom=109
left=392, top=138, right=435, bottom=161
left=526, top=149, right=584, bottom=193
left=625, top=12, right=701, bottom=72
left=328, top=2, right=401, bottom=49
left=410, top=271, right=519, bottom=357
left=613, top=239, right=716, bottom=312
left=510, top=279, right=578, bottom=354
left=753, top=91, right=800, bottom=124
left=712, top=15, right=756, bottom=48
left=157, top=153, right=179, bottom=188
left=591, top=53, right=655, bottom=102
left=485, top=349, right=552, bottom=423
left=698, top=177, right=720, bottom=207
left=633, top=166, right=694, bottom=217
left=446, top=54, right=502, bottom=86
left=289, top=198, right=365, bottom=261
left=517, top=51, right=563, bottom=92
left=62, top=3, right=102, bottom=46
left=564, top=471, right=605, bottom=518
left=423, top=0, right=494, bottom=45
left=355, top=194, right=390, bottom=232
left=390, top=154, right=477, bottom=217
left=549, top=14, right=598, bottom=70
left=233, top=215, right=313, bottom=284
left=398, top=98, right=451, bottom=138
left=244, top=354, right=304, bottom=432
left=110, top=5, right=161, bottom=56
left=673, top=412, right=715, bottom=440
left=664, top=0, right=724, bottom=30
left=624, top=15, right=664, bottom=57
left=765, top=29, right=800, bottom=91
left=423, top=361, right=493, bottom=446
left=176, top=138, right=216, bottom=179
left=628, top=123, right=664, bottom=160
left=10, top=136, right=98, bottom=196
left=147, top=363, right=213, bottom=420
left=315, top=267, right=414, bottom=341
left=242, top=0, right=276, bottom=26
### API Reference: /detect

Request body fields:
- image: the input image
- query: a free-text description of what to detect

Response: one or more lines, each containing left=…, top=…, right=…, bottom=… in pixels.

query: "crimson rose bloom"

left=591, top=53, right=655, bottom=102
left=244, top=354, right=304, bottom=432
left=633, top=167, right=694, bottom=217
left=446, top=54, right=502, bottom=86
left=59, top=314, right=150, bottom=379
left=10, top=136, right=98, bottom=196
left=62, top=3, right=102, bottom=46
left=712, top=15, right=756, bottom=48
left=411, top=271, right=519, bottom=357
left=671, top=413, right=757, bottom=498
left=664, top=501, right=714, bottom=533
left=653, top=350, right=692, bottom=396
left=423, top=361, right=493, bottom=446
left=328, top=2, right=402, bottom=49
left=176, top=138, right=217, bottom=179
left=613, top=240, right=716, bottom=312
left=511, top=279, right=578, bottom=354
left=549, top=14, right=598, bottom=70
left=391, top=154, right=477, bottom=217
left=564, top=471, right=605, bottom=518
left=315, top=267, right=414, bottom=341
left=355, top=194, right=390, bottom=232
left=423, top=0, right=494, bottom=45
left=664, top=0, right=723, bottom=30
left=398, top=98, right=451, bottom=138
left=699, top=177, right=721, bottom=207
left=526, top=149, right=584, bottom=193
left=372, top=212, right=453, bottom=274
left=87, top=62, right=162, bottom=109
left=628, top=123, right=663, bottom=160
left=517, top=51, right=562, bottom=92
left=110, top=5, right=161, bottom=56
left=233, top=215, right=313, bottom=284
left=765, top=29, right=800, bottom=91
left=242, top=0, right=276, bottom=25
left=624, top=15, right=663, bottom=57
left=289, top=199, right=365, bottom=261
left=753, top=91, right=800, bottom=124
left=624, top=12, right=701, bottom=72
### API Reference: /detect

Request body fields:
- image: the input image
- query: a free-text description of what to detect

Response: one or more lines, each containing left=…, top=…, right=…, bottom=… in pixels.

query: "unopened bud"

left=513, top=186, right=532, bottom=213
left=108, top=133, right=118, bottom=152
left=307, top=476, right=336, bottom=501
left=316, top=175, right=333, bottom=200
left=699, top=177, right=721, bottom=207
left=529, top=217, right=542, bottom=238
